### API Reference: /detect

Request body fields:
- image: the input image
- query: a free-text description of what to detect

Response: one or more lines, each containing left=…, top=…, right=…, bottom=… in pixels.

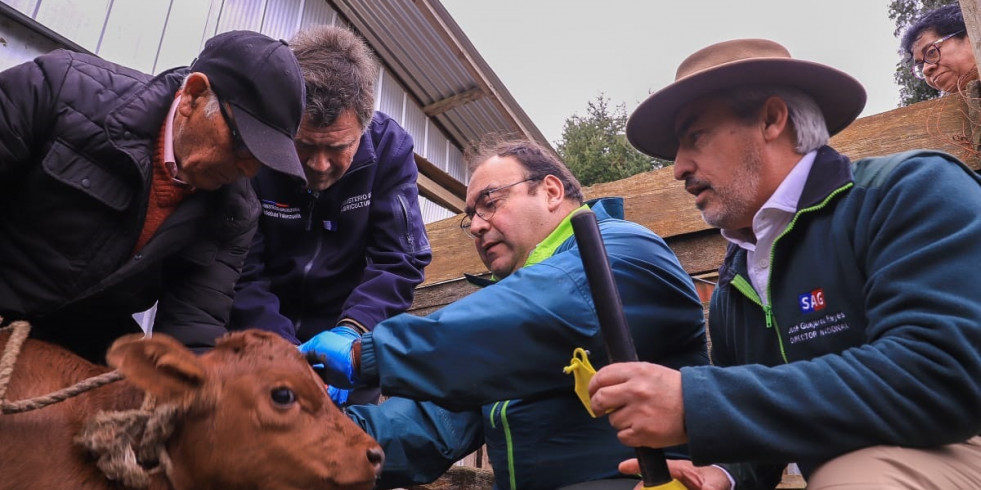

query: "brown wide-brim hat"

left=626, top=38, right=867, bottom=160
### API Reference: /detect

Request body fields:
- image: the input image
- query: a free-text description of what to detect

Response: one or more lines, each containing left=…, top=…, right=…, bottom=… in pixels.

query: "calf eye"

left=270, top=387, right=297, bottom=407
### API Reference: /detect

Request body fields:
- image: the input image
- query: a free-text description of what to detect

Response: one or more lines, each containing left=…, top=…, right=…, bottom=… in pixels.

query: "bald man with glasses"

left=301, top=138, right=708, bottom=490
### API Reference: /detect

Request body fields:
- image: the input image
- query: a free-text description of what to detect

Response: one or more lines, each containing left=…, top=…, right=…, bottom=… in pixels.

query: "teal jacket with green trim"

left=350, top=197, right=707, bottom=489
left=682, top=147, right=981, bottom=488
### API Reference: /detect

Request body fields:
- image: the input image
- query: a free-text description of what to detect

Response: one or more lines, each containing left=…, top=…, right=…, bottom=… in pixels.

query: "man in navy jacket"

left=230, top=25, right=430, bottom=404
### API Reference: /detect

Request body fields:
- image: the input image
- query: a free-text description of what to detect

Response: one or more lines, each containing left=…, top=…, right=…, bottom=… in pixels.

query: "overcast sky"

left=440, top=1, right=904, bottom=146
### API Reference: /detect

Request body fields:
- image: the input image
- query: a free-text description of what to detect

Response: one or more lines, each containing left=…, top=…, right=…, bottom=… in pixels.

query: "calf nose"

left=367, top=446, right=385, bottom=477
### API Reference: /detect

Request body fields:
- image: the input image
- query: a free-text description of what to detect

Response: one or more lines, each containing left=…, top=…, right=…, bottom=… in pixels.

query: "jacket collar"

left=337, top=112, right=382, bottom=183
left=718, top=146, right=853, bottom=286
left=586, top=196, right=625, bottom=221
left=103, top=67, right=188, bottom=185
left=524, top=203, right=590, bottom=267
left=798, top=146, right=853, bottom=209
left=104, top=67, right=188, bottom=149
left=347, top=125, right=377, bottom=175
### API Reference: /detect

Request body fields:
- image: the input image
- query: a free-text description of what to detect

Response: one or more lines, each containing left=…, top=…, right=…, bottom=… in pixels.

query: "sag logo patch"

left=799, top=288, right=825, bottom=313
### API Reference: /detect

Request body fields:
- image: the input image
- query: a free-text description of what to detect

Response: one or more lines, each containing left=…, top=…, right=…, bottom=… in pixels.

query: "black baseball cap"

left=190, top=30, right=307, bottom=184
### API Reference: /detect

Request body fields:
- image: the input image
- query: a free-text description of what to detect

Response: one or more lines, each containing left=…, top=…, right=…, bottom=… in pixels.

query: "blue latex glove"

left=327, top=385, right=350, bottom=406
left=299, top=326, right=359, bottom=388
left=310, top=363, right=351, bottom=408
left=309, top=364, right=351, bottom=407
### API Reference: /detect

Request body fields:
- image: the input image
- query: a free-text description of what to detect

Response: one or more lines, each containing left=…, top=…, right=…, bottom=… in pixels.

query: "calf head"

left=108, top=330, right=383, bottom=490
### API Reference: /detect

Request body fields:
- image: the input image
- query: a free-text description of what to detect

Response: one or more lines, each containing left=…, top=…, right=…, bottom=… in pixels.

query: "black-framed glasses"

left=216, top=98, right=253, bottom=159
left=459, top=177, right=540, bottom=238
left=912, top=30, right=965, bottom=80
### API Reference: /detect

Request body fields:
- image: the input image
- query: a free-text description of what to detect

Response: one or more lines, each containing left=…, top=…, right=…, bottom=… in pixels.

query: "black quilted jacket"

left=0, top=50, right=258, bottom=361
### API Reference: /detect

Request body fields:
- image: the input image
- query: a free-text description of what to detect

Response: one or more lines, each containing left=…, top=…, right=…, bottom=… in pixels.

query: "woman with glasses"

left=901, top=3, right=977, bottom=94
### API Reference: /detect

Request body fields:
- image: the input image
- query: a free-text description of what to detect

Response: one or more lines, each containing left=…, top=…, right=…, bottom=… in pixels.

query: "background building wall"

left=0, top=0, right=464, bottom=223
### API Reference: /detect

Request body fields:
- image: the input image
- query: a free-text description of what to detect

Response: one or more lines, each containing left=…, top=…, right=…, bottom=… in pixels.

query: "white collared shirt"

left=721, top=150, right=817, bottom=305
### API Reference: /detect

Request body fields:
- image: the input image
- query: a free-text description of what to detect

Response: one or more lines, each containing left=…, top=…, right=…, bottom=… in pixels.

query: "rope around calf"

left=0, top=320, right=181, bottom=488
left=77, top=401, right=180, bottom=488
left=0, top=321, right=124, bottom=415
left=0, top=320, right=30, bottom=404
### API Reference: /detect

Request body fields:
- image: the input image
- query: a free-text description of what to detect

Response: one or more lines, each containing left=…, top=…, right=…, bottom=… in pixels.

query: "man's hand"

left=588, top=361, right=687, bottom=448
left=618, top=459, right=732, bottom=490
left=298, top=326, right=360, bottom=388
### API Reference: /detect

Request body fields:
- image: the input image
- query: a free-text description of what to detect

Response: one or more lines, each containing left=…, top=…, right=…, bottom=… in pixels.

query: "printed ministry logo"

left=260, top=200, right=301, bottom=220
left=799, top=288, right=825, bottom=313
left=340, top=192, right=371, bottom=213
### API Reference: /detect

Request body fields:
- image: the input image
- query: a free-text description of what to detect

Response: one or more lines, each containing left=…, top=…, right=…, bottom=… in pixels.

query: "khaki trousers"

left=806, top=435, right=981, bottom=489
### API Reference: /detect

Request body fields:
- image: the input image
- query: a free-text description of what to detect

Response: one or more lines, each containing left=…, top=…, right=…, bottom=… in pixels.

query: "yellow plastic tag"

left=564, top=349, right=687, bottom=490
left=563, top=347, right=598, bottom=417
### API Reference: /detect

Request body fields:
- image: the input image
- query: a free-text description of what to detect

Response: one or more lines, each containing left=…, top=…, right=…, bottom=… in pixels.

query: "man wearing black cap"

left=0, top=30, right=307, bottom=362
left=587, top=39, right=981, bottom=489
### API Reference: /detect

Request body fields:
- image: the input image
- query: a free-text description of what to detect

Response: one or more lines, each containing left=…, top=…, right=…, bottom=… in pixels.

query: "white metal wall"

left=0, top=0, right=467, bottom=223
left=0, top=9, right=62, bottom=68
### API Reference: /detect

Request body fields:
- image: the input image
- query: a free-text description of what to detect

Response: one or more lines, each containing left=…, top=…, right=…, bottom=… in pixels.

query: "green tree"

left=556, top=94, right=668, bottom=186
left=889, top=0, right=958, bottom=105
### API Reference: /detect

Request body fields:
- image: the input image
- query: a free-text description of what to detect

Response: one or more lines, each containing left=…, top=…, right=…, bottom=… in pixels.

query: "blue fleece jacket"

left=683, top=148, right=981, bottom=488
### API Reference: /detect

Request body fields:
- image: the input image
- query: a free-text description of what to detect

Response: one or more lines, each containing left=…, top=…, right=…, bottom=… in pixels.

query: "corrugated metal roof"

left=328, top=0, right=552, bottom=153
left=0, top=0, right=547, bottom=212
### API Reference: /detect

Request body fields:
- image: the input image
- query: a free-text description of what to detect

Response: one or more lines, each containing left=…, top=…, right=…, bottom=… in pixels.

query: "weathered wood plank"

left=418, top=95, right=980, bottom=297
left=421, top=217, right=488, bottom=286
left=960, top=0, right=981, bottom=82
left=416, top=154, right=467, bottom=202
left=410, top=230, right=726, bottom=314
left=423, top=86, right=485, bottom=117
left=830, top=94, right=980, bottom=169
left=665, top=230, right=729, bottom=277
left=408, top=276, right=482, bottom=316
left=406, top=465, right=495, bottom=490
left=420, top=166, right=703, bottom=286
left=418, top=172, right=465, bottom=213
left=419, top=194, right=711, bottom=287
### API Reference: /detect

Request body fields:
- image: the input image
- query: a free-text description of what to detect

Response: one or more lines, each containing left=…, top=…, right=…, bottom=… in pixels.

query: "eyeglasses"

left=911, top=30, right=964, bottom=80
left=459, top=178, right=539, bottom=238
left=216, top=98, right=253, bottom=160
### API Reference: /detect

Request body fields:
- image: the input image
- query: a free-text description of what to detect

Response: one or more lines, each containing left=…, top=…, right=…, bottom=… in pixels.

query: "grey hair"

left=723, top=85, right=830, bottom=154
left=290, top=25, right=379, bottom=130
left=179, top=74, right=220, bottom=118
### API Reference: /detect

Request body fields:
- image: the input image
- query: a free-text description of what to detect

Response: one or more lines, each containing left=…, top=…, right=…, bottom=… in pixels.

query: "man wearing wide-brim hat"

left=588, top=38, right=981, bottom=489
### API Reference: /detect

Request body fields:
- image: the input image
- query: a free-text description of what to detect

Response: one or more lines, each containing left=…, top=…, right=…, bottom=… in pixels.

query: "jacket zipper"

left=296, top=190, right=324, bottom=332
left=304, top=190, right=318, bottom=232
left=396, top=193, right=414, bottom=253
left=732, top=182, right=854, bottom=363
left=488, top=400, right=517, bottom=490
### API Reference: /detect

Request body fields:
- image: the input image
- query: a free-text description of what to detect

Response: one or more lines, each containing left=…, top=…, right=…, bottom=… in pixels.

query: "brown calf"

left=0, top=328, right=383, bottom=489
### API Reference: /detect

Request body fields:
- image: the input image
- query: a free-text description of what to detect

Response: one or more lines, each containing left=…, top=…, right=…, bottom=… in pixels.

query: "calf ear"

left=107, top=333, right=206, bottom=402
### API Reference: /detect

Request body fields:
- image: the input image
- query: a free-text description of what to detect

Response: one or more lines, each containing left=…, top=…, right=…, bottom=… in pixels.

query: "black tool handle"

left=571, top=209, right=673, bottom=487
